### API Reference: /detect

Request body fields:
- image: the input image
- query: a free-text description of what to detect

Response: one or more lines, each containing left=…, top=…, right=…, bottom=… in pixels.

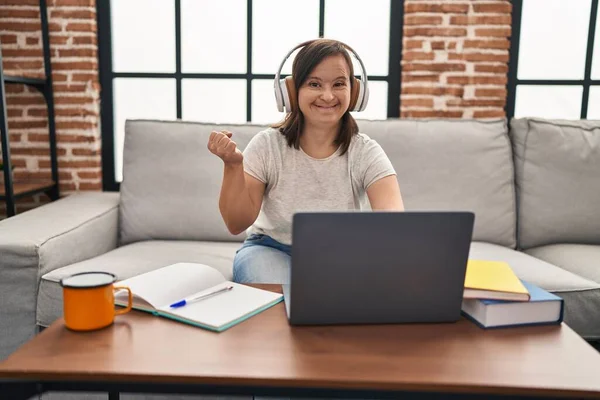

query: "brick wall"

left=0, top=0, right=512, bottom=218
left=0, top=0, right=100, bottom=218
left=401, top=0, right=511, bottom=118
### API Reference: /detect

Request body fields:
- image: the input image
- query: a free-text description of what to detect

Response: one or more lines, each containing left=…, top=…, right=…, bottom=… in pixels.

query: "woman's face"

left=298, top=54, right=351, bottom=129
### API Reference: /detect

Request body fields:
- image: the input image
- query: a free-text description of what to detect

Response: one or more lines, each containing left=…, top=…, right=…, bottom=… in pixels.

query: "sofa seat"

left=470, top=242, right=600, bottom=340
left=524, top=244, right=600, bottom=284
left=37, top=240, right=241, bottom=328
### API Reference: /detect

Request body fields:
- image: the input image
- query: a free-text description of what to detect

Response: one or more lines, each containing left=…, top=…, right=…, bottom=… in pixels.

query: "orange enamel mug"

left=60, top=272, right=133, bottom=331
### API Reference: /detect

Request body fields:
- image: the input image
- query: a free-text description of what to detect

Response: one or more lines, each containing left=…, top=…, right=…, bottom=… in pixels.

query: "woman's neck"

left=299, top=121, right=340, bottom=159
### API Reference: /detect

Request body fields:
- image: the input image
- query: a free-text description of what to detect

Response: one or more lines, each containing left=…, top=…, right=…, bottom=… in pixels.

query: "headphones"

left=273, top=40, right=369, bottom=113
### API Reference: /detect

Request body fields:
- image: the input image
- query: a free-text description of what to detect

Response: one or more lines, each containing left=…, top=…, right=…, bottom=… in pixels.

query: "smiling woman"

left=206, top=38, right=404, bottom=286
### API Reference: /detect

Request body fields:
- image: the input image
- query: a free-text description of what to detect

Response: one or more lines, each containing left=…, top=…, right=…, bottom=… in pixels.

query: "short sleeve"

left=243, top=131, right=269, bottom=184
left=359, top=139, right=396, bottom=189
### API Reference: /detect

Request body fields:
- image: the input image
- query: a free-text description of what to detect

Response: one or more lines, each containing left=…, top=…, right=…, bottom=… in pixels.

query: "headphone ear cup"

left=284, top=77, right=297, bottom=113
left=349, top=77, right=361, bottom=112
left=275, top=78, right=285, bottom=112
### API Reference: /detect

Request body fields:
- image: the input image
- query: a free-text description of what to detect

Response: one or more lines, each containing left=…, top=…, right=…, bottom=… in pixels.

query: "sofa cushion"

left=358, top=119, right=516, bottom=248
left=525, top=244, right=600, bottom=285
left=470, top=241, right=600, bottom=340
left=120, top=120, right=269, bottom=245
left=509, top=118, right=600, bottom=249
left=37, top=240, right=240, bottom=328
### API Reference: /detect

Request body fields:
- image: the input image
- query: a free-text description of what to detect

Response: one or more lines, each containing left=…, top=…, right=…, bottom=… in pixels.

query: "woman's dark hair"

left=272, top=39, right=359, bottom=155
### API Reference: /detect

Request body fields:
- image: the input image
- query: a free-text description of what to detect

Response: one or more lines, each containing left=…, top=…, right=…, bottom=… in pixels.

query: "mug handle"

left=114, top=286, right=133, bottom=315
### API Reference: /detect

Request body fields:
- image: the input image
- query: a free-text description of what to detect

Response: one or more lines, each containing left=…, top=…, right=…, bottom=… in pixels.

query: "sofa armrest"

left=0, top=191, right=119, bottom=360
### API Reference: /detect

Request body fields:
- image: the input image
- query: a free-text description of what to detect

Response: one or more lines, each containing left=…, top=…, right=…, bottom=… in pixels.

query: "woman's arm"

left=219, top=166, right=265, bottom=235
left=208, top=131, right=265, bottom=234
left=366, top=175, right=405, bottom=211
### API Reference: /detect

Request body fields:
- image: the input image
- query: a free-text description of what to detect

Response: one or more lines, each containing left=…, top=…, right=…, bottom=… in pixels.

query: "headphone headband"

left=273, top=39, right=369, bottom=113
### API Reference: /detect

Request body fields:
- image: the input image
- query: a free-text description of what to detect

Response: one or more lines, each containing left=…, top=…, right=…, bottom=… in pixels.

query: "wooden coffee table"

left=1, top=284, right=600, bottom=399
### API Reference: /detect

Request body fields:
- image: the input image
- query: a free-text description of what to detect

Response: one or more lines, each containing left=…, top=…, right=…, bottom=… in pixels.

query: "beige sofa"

left=1, top=117, right=599, bottom=399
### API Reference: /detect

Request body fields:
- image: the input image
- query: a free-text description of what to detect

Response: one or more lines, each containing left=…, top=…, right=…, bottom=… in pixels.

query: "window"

left=97, top=0, right=402, bottom=188
left=507, top=0, right=599, bottom=119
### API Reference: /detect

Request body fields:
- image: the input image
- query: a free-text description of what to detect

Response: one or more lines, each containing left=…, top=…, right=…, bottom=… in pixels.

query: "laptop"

left=282, top=211, right=475, bottom=325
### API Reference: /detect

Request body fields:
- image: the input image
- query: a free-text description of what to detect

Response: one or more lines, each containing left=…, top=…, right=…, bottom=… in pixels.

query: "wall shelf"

left=0, top=0, right=59, bottom=217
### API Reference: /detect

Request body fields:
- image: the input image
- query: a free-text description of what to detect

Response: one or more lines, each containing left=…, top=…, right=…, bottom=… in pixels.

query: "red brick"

left=10, top=148, right=50, bottom=156
left=446, top=99, right=505, bottom=107
left=77, top=171, right=102, bottom=179
left=52, top=61, right=97, bottom=71
left=1, top=8, right=39, bottom=18
left=401, top=110, right=464, bottom=118
left=450, top=15, right=511, bottom=25
left=446, top=75, right=507, bottom=85
left=0, top=0, right=38, bottom=5
left=405, top=15, right=444, bottom=25
left=474, top=64, right=509, bottom=73
left=7, top=109, right=23, bottom=118
left=0, top=21, right=40, bottom=31
left=402, top=74, right=441, bottom=83
left=403, top=51, right=435, bottom=61
left=7, top=120, right=47, bottom=129
left=405, top=40, right=424, bottom=50
left=401, top=98, right=435, bottom=108
left=40, top=159, right=101, bottom=169
left=26, top=37, right=40, bottom=45
left=0, top=34, right=18, bottom=44
left=1, top=49, right=44, bottom=58
left=448, top=52, right=509, bottom=62
left=402, top=86, right=464, bottom=97
left=473, top=109, right=506, bottom=118
left=5, top=96, right=45, bottom=105
left=54, top=96, right=98, bottom=105
left=58, top=48, right=97, bottom=58
left=402, top=63, right=466, bottom=72
left=5, top=85, right=26, bottom=94
left=51, top=0, right=95, bottom=6
left=475, top=88, right=507, bottom=98
left=56, top=134, right=97, bottom=143
left=430, top=41, right=446, bottom=50
left=476, top=28, right=511, bottom=37
left=50, top=9, right=95, bottom=19
left=71, top=72, right=98, bottom=81
left=405, top=3, right=469, bottom=13
left=473, top=3, right=512, bottom=13
left=50, top=36, right=70, bottom=45
left=464, top=39, right=510, bottom=50
left=55, top=121, right=98, bottom=130
left=73, top=148, right=101, bottom=156
left=65, top=22, right=96, bottom=33
left=54, top=83, right=88, bottom=93
left=404, top=27, right=468, bottom=37
left=3, top=60, right=44, bottom=70
left=72, top=36, right=97, bottom=45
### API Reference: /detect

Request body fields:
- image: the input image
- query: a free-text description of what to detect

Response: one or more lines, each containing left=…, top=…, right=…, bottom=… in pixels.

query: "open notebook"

left=114, top=262, right=283, bottom=332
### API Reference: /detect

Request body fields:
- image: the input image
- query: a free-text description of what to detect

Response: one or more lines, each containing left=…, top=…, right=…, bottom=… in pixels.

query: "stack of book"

left=461, top=260, right=564, bottom=329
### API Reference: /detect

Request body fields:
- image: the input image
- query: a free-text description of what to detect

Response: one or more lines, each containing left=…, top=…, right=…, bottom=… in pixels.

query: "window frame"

left=506, top=0, right=600, bottom=119
left=97, top=0, right=404, bottom=191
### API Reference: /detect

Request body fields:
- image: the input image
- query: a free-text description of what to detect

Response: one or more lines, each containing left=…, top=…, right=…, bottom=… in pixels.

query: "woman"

left=207, top=39, right=404, bottom=284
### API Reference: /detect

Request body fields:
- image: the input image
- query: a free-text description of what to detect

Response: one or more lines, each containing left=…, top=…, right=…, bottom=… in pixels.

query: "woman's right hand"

left=207, top=130, right=243, bottom=165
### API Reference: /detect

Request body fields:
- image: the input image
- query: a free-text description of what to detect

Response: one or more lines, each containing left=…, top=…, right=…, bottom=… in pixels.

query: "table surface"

left=1, top=284, right=600, bottom=398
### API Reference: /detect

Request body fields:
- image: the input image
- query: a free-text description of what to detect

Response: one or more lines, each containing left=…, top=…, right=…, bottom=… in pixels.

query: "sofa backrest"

left=358, top=119, right=516, bottom=248
left=509, top=118, right=600, bottom=249
left=119, top=120, right=267, bottom=245
left=119, top=118, right=517, bottom=248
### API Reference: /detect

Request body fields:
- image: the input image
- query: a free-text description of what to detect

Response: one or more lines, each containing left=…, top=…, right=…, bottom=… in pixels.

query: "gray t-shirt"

left=243, top=128, right=396, bottom=245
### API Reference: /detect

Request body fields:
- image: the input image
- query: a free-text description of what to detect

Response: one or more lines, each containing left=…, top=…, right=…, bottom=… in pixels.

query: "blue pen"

left=169, top=285, right=234, bottom=308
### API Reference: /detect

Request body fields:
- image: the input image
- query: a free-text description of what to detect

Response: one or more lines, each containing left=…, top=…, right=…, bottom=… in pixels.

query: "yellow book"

left=464, top=260, right=530, bottom=301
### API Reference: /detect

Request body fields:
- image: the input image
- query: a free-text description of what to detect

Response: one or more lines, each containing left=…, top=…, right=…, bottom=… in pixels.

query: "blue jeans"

left=233, top=234, right=292, bottom=284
